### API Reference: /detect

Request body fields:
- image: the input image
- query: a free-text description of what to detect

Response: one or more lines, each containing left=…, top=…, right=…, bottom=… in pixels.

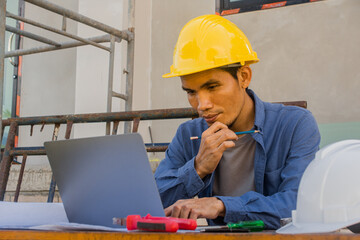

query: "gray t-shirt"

left=212, top=134, right=256, bottom=197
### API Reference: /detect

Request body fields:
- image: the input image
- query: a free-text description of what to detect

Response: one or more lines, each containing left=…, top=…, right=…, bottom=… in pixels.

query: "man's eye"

left=208, top=85, right=218, bottom=90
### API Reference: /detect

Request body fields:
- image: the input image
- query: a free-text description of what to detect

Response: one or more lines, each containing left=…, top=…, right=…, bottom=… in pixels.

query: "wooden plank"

left=0, top=230, right=359, bottom=240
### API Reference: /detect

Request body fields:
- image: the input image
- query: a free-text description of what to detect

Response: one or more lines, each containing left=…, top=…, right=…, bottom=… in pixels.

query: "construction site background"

left=3, top=0, right=359, bottom=201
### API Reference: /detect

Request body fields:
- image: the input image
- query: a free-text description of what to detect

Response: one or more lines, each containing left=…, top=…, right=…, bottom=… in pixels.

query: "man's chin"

left=204, top=119, right=230, bottom=127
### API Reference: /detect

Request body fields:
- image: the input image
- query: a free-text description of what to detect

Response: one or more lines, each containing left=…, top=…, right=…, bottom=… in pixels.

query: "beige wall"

left=227, top=0, right=360, bottom=124
left=131, top=0, right=152, bottom=143
left=73, top=0, right=126, bottom=139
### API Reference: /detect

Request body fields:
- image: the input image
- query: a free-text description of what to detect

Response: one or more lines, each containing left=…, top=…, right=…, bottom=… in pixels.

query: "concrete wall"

left=148, top=0, right=360, bottom=148
left=227, top=0, right=360, bottom=123
left=72, top=0, right=125, bottom=139
left=227, top=0, right=360, bottom=147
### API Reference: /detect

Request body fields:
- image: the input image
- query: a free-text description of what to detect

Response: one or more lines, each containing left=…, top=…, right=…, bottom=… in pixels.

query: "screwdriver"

left=199, top=220, right=264, bottom=232
left=143, top=214, right=197, bottom=230
left=113, top=215, right=178, bottom=232
left=113, top=214, right=197, bottom=232
left=228, top=220, right=264, bottom=231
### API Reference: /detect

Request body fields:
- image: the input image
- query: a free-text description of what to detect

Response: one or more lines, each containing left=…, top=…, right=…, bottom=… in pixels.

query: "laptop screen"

left=44, top=133, right=165, bottom=228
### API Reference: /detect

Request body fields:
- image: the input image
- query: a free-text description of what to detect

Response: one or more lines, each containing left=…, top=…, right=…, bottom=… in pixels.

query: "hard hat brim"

left=276, top=220, right=360, bottom=234
left=162, top=72, right=179, bottom=78
left=162, top=59, right=259, bottom=78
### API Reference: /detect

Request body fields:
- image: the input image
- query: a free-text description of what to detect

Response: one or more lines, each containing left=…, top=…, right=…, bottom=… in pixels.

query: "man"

left=154, top=15, right=320, bottom=229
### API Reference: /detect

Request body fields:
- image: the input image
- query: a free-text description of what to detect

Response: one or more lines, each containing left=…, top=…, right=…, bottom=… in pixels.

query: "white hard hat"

left=277, top=140, right=360, bottom=234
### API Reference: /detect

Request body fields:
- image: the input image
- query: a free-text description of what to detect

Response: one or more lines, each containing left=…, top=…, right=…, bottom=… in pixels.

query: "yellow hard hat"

left=163, top=14, right=259, bottom=78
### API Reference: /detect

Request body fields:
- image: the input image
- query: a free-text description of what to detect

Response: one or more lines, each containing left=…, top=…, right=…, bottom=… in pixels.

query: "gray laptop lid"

left=44, top=133, right=165, bottom=228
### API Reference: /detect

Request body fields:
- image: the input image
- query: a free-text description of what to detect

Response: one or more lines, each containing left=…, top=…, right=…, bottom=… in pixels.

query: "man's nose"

left=197, top=93, right=213, bottom=112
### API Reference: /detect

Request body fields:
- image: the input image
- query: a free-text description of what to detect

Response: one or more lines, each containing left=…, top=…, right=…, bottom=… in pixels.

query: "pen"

left=190, top=130, right=260, bottom=140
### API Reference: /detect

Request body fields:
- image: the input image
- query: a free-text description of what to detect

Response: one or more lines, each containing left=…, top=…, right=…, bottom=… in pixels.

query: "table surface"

left=0, top=230, right=360, bottom=240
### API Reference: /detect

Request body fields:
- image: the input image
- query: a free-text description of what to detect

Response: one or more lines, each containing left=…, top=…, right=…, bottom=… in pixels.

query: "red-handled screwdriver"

left=126, top=215, right=178, bottom=232
left=113, top=214, right=197, bottom=232
left=143, top=214, right=197, bottom=230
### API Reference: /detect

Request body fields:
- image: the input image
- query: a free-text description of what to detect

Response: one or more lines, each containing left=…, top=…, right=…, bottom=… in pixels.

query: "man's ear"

left=236, top=65, right=252, bottom=89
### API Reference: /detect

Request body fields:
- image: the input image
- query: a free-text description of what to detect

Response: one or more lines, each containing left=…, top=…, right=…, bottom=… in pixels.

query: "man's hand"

left=164, top=197, right=225, bottom=219
left=195, top=122, right=238, bottom=178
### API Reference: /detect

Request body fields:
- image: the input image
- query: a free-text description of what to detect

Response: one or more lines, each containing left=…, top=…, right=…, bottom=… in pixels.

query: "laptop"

left=44, top=133, right=165, bottom=228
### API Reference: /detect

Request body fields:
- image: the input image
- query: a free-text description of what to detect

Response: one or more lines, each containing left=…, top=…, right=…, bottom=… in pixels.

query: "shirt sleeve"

left=215, top=112, right=321, bottom=229
left=154, top=123, right=212, bottom=208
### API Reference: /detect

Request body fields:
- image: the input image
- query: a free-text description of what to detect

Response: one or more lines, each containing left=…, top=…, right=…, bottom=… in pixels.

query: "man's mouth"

left=202, top=114, right=219, bottom=124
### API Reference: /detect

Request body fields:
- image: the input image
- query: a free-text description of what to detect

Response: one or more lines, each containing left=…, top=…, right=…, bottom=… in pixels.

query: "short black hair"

left=219, top=66, right=241, bottom=80
left=219, top=66, right=249, bottom=90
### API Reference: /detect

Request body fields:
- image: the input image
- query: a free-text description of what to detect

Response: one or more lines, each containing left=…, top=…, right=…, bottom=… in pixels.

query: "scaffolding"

left=0, top=0, right=137, bottom=201
left=0, top=0, right=135, bottom=137
left=0, top=0, right=200, bottom=202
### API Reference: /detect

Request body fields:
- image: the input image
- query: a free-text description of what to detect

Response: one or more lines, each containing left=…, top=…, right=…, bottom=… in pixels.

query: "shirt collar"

left=246, top=89, right=265, bottom=133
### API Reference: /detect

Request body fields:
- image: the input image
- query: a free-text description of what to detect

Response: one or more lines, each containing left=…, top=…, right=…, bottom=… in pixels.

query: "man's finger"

left=170, top=204, right=182, bottom=218
left=179, top=205, right=191, bottom=219
left=164, top=206, right=172, bottom=217
left=212, top=129, right=238, bottom=144
left=202, top=121, right=228, bottom=137
left=217, top=140, right=236, bottom=152
left=189, top=209, right=199, bottom=220
left=202, top=129, right=237, bottom=149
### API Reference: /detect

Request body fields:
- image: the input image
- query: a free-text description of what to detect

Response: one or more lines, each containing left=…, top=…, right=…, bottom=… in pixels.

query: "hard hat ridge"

left=163, top=14, right=259, bottom=78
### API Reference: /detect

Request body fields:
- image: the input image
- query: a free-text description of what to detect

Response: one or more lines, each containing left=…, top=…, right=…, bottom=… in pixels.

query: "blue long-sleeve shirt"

left=154, top=90, right=320, bottom=229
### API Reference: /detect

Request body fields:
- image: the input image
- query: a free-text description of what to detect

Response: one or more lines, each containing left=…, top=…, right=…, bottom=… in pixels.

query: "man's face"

left=181, top=68, right=247, bottom=128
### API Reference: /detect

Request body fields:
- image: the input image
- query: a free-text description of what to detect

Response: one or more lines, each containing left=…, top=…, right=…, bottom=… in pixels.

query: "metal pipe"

left=6, top=12, right=110, bottom=52
left=112, top=121, right=119, bottom=135
left=5, top=34, right=115, bottom=58
left=0, top=0, right=6, bottom=149
left=47, top=123, right=60, bottom=203
left=2, top=108, right=198, bottom=126
left=24, top=0, right=131, bottom=41
left=123, top=34, right=134, bottom=133
left=112, top=91, right=128, bottom=100
left=65, top=121, right=73, bottom=139
left=124, top=0, right=135, bottom=133
left=6, top=25, right=61, bottom=46
left=132, top=118, right=140, bottom=133
left=61, top=15, right=66, bottom=31
left=106, top=36, right=116, bottom=135
left=47, top=174, right=56, bottom=202
left=1, top=101, right=305, bottom=127
left=7, top=143, right=171, bottom=156
left=9, top=147, right=46, bottom=156
left=146, top=145, right=168, bottom=152
left=0, top=122, right=17, bottom=201
left=14, top=154, right=27, bottom=202
left=51, top=123, right=60, bottom=141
